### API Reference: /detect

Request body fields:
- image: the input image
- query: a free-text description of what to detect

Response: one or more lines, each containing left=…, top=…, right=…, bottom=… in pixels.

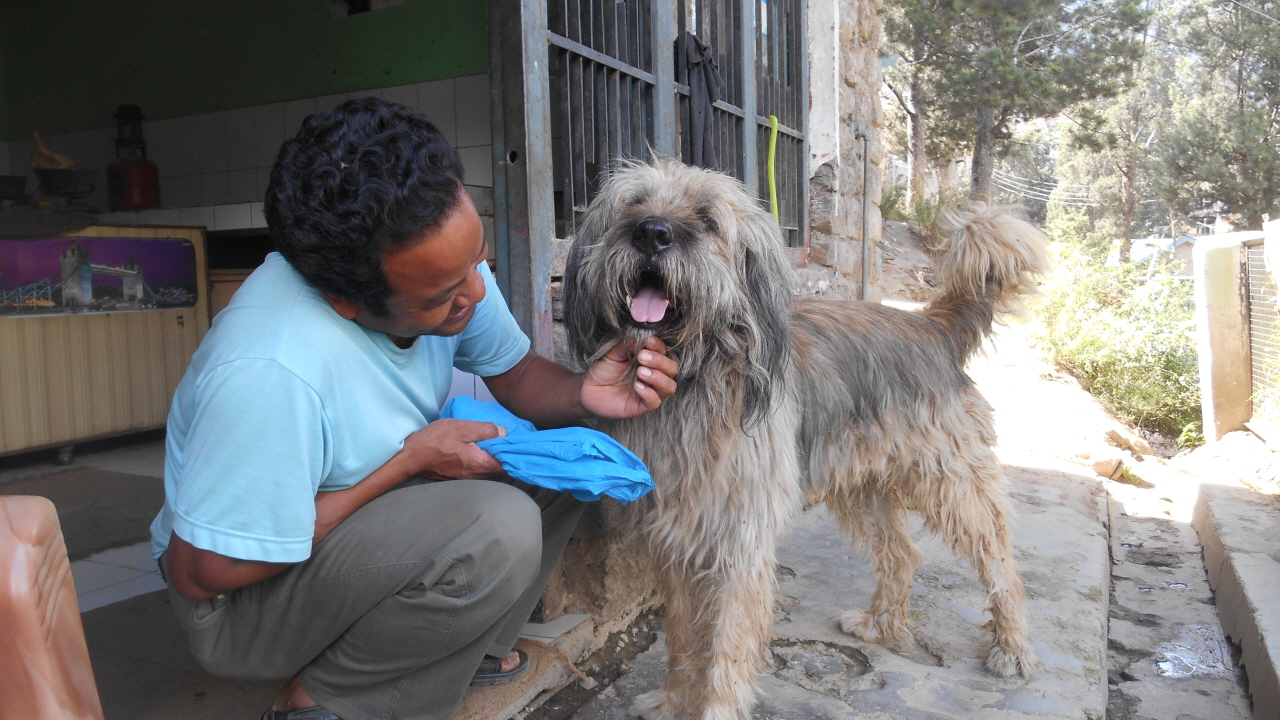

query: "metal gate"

left=1247, top=242, right=1280, bottom=431
left=543, top=0, right=807, bottom=243
left=490, top=0, right=807, bottom=353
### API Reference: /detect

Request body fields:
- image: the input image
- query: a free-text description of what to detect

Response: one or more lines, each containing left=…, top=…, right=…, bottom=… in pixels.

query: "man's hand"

left=581, top=336, right=679, bottom=420
left=397, top=418, right=507, bottom=480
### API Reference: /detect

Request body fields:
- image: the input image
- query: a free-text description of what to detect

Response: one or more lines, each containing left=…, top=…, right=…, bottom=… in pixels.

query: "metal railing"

left=545, top=0, right=806, bottom=246
left=1247, top=243, right=1280, bottom=431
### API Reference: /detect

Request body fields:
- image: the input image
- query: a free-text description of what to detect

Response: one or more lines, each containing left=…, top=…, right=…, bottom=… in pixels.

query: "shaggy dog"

left=562, top=160, right=1049, bottom=720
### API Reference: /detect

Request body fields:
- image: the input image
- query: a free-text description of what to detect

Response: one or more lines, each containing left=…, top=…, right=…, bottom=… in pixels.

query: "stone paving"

left=569, top=321, right=1251, bottom=720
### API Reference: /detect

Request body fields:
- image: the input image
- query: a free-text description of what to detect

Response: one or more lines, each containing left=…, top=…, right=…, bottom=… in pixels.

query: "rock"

left=1093, top=457, right=1124, bottom=479
left=1104, top=428, right=1155, bottom=456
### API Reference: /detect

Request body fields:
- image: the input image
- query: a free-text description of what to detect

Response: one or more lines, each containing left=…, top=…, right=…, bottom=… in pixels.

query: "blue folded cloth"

left=438, top=396, right=654, bottom=503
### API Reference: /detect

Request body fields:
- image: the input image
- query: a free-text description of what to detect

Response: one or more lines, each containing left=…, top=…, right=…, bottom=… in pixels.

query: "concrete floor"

left=568, top=322, right=1252, bottom=720
left=0, top=326, right=1259, bottom=719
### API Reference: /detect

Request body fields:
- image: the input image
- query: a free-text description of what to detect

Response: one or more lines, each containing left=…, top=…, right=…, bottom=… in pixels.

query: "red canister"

left=106, top=105, right=161, bottom=211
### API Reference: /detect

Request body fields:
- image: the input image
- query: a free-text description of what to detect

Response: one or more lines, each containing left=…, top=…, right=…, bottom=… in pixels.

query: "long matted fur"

left=563, top=160, right=1050, bottom=720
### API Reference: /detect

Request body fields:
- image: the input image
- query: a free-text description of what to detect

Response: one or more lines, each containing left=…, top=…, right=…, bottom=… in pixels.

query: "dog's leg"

left=632, top=565, right=705, bottom=720
left=833, top=491, right=921, bottom=646
left=925, top=456, right=1037, bottom=677
left=694, top=558, right=775, bottom=720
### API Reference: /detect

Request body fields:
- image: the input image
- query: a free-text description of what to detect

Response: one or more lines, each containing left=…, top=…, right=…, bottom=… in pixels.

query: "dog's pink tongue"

left=630, top=287, right=669, bottom=324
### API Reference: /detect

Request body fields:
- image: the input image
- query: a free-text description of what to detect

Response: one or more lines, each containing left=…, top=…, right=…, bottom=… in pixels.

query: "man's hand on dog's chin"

left=581, top=336, right=679, bottom=419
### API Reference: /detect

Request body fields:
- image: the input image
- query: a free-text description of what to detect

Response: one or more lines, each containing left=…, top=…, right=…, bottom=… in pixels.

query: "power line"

left=1132, top=32, right=1280, bottom=78
left=993, top=178, right=1098, bottom=206
left=993, top=168, right=1094, bottom=191
left=1222, top=0, right=1280, bottom=26
left=993, top=170, right=1095, bottom=202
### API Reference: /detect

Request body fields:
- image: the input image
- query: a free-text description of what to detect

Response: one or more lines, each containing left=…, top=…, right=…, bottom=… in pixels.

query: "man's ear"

left=323, top=294, right=360, bottom=320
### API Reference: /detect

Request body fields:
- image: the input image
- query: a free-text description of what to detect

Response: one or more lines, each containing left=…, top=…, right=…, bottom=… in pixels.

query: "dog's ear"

left=737, top=212, right=794, bottom=430
left=563, top=230, right=605, bottom=370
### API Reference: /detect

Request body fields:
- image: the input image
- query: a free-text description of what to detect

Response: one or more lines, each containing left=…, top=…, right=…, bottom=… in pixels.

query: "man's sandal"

left=260, top=706, right=341, bottom=720
left=471, top=649, right=530, bottom=686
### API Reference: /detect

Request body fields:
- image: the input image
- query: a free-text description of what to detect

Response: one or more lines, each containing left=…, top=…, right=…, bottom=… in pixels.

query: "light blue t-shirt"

left=148, top=252, right=531, bottom=563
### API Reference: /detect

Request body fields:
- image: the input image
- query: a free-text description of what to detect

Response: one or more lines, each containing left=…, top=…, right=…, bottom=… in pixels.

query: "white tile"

left=457, top=145, right=492, bottom=187
left=146, top=118, right=177, bottom=177
left=349, top=88, right=382, bottom=101
left=143, top=208, right=182, bottom=226
left=418, top=79, right=456, bottom=144
left=196, top=111, right=229, bottom=173
left=200, top=172, right=230, bottom=206
left=253, top=103, right=287, bottom=168
left=465, top=185, right=494, bottom=215
left=315, top=92, right=349, bottom=114
left=179, top=205, right=216, bottom=228
left=256, top=166, right=273, bottom=197
left=86, top=127, right=116, bottom=173
left=381, top=83, right=418, bottom=112
left=214, top=202, right=252, bottom=230
left=95, top=211, right=136, bottom=226
left=71, top=561, right=143, bottom=595
left=225, top=106, right=258, bottom=170
left=168, top=174, right=200, bottom=208
left=227, top=168, right=258, bottom=204
left=170, top=115, right=202, bottom=174
left=158, top=175, right=179, bottom=209
left=84, top=542, right=157, bottom=572
left=10, top=138, right=34, bottom=174
left=250, top=202, right=267, bottom=228
left=78, top=573, right=167, bottom=613
left=283, top=97, right=317, bottom=136
left=454, top=74, right=491, bottom=148
left=53, top=130, right=87, bottom=171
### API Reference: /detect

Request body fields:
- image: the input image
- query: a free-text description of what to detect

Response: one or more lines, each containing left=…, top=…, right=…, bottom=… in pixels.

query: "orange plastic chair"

left=0, top=495, right=104, bottom=720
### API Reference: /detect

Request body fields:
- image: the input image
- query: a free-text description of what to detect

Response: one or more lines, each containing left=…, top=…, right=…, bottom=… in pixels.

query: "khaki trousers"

left=163, top=479, right=584, bottom=720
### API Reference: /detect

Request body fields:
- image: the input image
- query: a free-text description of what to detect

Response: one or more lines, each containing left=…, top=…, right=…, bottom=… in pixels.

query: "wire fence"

left=1247, top=244, right=1280, bottom=431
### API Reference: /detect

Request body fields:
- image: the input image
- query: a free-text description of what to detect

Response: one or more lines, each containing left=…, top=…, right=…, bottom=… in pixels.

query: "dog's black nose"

left=632, top=218, right=674, bottom=254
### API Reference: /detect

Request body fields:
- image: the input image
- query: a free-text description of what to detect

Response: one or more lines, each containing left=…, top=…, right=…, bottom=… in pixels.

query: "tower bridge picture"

left=59, top=240, right=146, bottom=306
left=0, top=237, right=197, bottom=315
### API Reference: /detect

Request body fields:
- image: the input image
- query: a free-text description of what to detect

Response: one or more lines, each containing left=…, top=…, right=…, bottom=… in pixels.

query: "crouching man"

left=148, top=98, right=677, bottom=720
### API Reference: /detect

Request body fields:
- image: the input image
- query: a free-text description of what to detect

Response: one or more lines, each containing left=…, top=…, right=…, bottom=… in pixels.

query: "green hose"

left=767, top=115, right=780, bottom=225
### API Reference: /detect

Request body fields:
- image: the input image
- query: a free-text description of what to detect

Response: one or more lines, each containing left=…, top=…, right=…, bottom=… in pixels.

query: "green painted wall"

left=0, top=29, right=8, bottom=141
left=0, top=0, right=487, bottom=141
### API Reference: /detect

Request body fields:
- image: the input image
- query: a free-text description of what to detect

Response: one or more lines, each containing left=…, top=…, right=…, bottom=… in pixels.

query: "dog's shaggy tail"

left=923, top=202, right=1051, bottom=360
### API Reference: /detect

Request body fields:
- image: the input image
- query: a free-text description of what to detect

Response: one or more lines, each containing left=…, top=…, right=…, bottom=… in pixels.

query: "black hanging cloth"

left=677, top=31, right=725, bottom=169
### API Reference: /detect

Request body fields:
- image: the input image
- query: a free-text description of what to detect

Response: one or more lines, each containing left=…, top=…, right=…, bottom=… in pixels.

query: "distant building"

left=60, top=241, right=92, bottom=305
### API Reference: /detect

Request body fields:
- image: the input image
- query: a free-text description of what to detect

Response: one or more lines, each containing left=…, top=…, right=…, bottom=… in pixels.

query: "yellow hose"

left=767, top=115, right=780, bottom=225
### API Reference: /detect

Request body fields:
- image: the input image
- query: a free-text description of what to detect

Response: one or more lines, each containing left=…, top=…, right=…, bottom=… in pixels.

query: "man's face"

left=332, top=189, right=489, bottom=341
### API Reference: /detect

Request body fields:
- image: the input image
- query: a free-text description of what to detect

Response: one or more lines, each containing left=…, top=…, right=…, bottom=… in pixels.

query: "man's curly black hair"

left=264, top=97, right=466, bottom=316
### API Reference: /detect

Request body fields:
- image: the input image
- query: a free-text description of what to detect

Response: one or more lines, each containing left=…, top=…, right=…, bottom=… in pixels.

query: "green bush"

left=881, top=184, right=907, bottom=221
left=1035, top=245, right=1203, bottom=446
left=904, top=187, right=967, bottom=248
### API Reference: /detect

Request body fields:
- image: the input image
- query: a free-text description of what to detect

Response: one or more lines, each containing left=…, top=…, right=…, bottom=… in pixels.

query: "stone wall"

left=800, top=0, right=885, bottom=301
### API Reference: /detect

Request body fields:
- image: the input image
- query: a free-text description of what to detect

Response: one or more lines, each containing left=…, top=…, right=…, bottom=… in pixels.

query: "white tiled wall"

left=6, top=74, right=492, bottom=232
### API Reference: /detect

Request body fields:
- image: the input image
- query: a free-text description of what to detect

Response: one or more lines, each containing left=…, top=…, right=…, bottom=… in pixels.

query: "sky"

left=0, top=236, right=197, bottom=291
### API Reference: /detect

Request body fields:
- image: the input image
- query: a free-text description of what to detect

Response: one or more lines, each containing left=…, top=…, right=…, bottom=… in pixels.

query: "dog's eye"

left=626, top=195, right=646, bottom=207
left=696, top=209, right=719, bottom=233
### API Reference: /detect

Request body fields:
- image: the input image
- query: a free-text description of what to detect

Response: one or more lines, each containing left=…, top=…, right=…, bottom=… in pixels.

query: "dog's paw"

left=984, top=642, right=1038, bottom=678
left=631, top=690, right=681, bottom=720
left=838, top=610, right=910, bottom=645
left=838, top=610, right=874, bottom=639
